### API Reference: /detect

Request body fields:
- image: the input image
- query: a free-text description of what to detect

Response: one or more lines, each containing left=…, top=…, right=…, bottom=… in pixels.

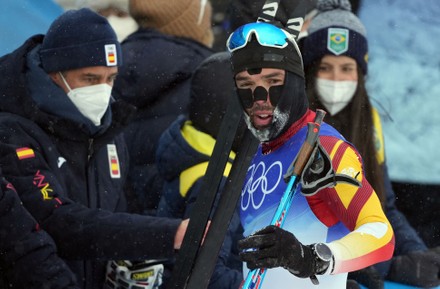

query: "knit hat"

left=129, top=0, right=214, bottom=48
left=189, top=51, right=245, bottom=152
left=40, top=8, right=122, bottom=73
left=189, top=51, right=234, bottom=139
left=302, top=0, right=368, bottom=74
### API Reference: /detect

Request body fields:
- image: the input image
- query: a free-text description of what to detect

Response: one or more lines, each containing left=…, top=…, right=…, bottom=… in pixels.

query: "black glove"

left=237, top=225, right=320, bottom=278
left=348, top=266, right=384, bottom=289
left=387, top=247, right=440, bottom=288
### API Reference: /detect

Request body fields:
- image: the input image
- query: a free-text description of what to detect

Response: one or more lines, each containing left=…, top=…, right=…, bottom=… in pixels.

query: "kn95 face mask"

left=59, top=72, right=112, bottom=126
left=316, top=78, right=357, bottom=115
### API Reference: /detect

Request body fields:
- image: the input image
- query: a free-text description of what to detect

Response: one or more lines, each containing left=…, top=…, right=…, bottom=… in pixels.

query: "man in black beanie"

left=0, top=8, right=189, bottom=289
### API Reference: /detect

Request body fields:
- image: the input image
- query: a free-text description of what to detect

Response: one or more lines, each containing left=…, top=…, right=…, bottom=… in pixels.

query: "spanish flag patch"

left=105, top=44, right=117, bottom=66
left=107, top=144, right=120, bottom=178
left=16, top=147, right=35, bottom=160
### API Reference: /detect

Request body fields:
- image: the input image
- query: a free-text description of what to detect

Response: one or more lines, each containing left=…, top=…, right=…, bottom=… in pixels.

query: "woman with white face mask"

left=300, top=1, right=440, bottom=289
left=314, top=55, right=358, bottom=116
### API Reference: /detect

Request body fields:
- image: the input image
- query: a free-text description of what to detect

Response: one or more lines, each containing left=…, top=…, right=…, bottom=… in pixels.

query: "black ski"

left=185, top=127, right=258, bottom=289
left=166, top=90, right=244, bottom=289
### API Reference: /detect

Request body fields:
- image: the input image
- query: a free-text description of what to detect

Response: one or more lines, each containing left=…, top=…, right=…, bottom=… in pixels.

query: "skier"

left=227, top=21, right=395, bottom=288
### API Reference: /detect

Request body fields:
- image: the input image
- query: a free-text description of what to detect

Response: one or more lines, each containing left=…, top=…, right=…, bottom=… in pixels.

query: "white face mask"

left=59, top=73, right=112, bottom=126
left=316, top=78, right=357, bottom=115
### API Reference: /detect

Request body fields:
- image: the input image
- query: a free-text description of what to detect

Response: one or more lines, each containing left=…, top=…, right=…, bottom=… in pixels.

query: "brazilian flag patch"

left=327, top=28, right=349, bottom=55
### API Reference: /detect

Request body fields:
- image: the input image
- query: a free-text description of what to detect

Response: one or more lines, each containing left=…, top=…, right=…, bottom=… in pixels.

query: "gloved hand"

left=237, top=225, right=318, bottom=278
left=348, top=266, right=384, bottom=289
left=387, top=247, right=440, bottom=288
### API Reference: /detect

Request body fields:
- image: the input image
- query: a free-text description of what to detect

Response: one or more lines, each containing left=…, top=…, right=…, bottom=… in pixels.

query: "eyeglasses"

left=227, top=22, right=290, bottom=52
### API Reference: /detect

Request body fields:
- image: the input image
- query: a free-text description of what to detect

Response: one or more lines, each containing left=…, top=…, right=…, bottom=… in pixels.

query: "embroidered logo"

left=105, top=44, right=117, bottom=66
left=16, top=147, right=35, bottom=160
left=57, top=157, right=67, bottom=168
left=327, top=28, right=349, bottom=55
left=33, top=170, right=53, bottom=200
left=107, top=144, right=120, bottom=178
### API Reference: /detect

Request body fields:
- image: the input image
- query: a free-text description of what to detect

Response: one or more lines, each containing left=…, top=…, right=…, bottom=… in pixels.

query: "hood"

left=113, top=28, right=212, bottom=108
left=0, top=35, right=43, bottom=117
left=156, top=115, right=211, bottom=181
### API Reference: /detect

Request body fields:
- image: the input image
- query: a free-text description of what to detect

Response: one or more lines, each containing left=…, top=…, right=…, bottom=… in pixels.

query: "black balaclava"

left=229, top=26, right=308, bottom=142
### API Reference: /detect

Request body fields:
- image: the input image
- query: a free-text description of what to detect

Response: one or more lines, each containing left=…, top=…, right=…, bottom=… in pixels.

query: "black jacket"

left=0, top=173, right=79, bottom=289
left=113, top=28, right=213, bottom=215
left=0, top=35, right=181, bottom=289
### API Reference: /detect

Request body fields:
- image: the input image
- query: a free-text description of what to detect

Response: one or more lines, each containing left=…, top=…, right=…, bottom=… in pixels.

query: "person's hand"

left=237, top=225, right=317, bottom=278
left=174, top=219, right=189, bottom=249
left=387, top=247, right=440, bottom=288
left=348, top=266, right=384, bottom=289
left=173, top=219, right=211, bottom=250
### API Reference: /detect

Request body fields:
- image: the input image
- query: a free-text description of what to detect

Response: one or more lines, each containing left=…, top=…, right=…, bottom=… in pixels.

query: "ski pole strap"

left=257, top=0, right=281, bottom=23
left=283, top=109, right=326, bottom=183
left=257, top=0, right=315, bottom=39
left=300, top=143, right=361, bottom=196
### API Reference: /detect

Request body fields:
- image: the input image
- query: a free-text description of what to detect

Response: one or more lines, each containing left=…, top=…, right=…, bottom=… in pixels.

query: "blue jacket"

left=0, top=173, right=79, bottom=289
left=0, top=35, right=182, bottom=289
left=113, top=28, right=213, bottom=215
left=156, top=116, right=243, bottom=289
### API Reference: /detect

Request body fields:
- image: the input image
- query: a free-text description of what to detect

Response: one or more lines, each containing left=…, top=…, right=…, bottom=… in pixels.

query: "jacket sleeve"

left=0, top=175, right=79, bottom=289
left=0, top=122, right=182, bottom=262
left=313, top=137, right=395, bottom=274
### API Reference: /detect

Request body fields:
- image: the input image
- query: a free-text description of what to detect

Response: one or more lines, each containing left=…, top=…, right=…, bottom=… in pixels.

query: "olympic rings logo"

left=241, top=161, right=283, bottom=211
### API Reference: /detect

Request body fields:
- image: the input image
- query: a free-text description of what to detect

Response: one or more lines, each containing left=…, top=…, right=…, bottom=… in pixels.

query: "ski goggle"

left=227, top=22, right=290, bottom=52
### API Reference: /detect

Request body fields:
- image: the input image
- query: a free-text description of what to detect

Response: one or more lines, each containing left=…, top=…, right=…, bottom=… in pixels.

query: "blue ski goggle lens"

left=227, top=22, right=290, bottom=52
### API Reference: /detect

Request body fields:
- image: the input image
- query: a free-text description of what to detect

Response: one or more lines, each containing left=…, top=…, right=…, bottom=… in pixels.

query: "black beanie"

left=40, top=8, right=122, bottom=73
left=189, top=52, right=236, bottom=139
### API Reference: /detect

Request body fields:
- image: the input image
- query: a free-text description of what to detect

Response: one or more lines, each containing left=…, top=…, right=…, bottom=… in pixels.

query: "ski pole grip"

left=292, top=109, right=325, bottom=176
left=284, top=109, right=326, bottom=181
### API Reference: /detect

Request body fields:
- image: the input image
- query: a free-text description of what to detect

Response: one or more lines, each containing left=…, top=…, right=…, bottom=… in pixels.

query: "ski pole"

left=241, top=109, right=326, bottom=289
